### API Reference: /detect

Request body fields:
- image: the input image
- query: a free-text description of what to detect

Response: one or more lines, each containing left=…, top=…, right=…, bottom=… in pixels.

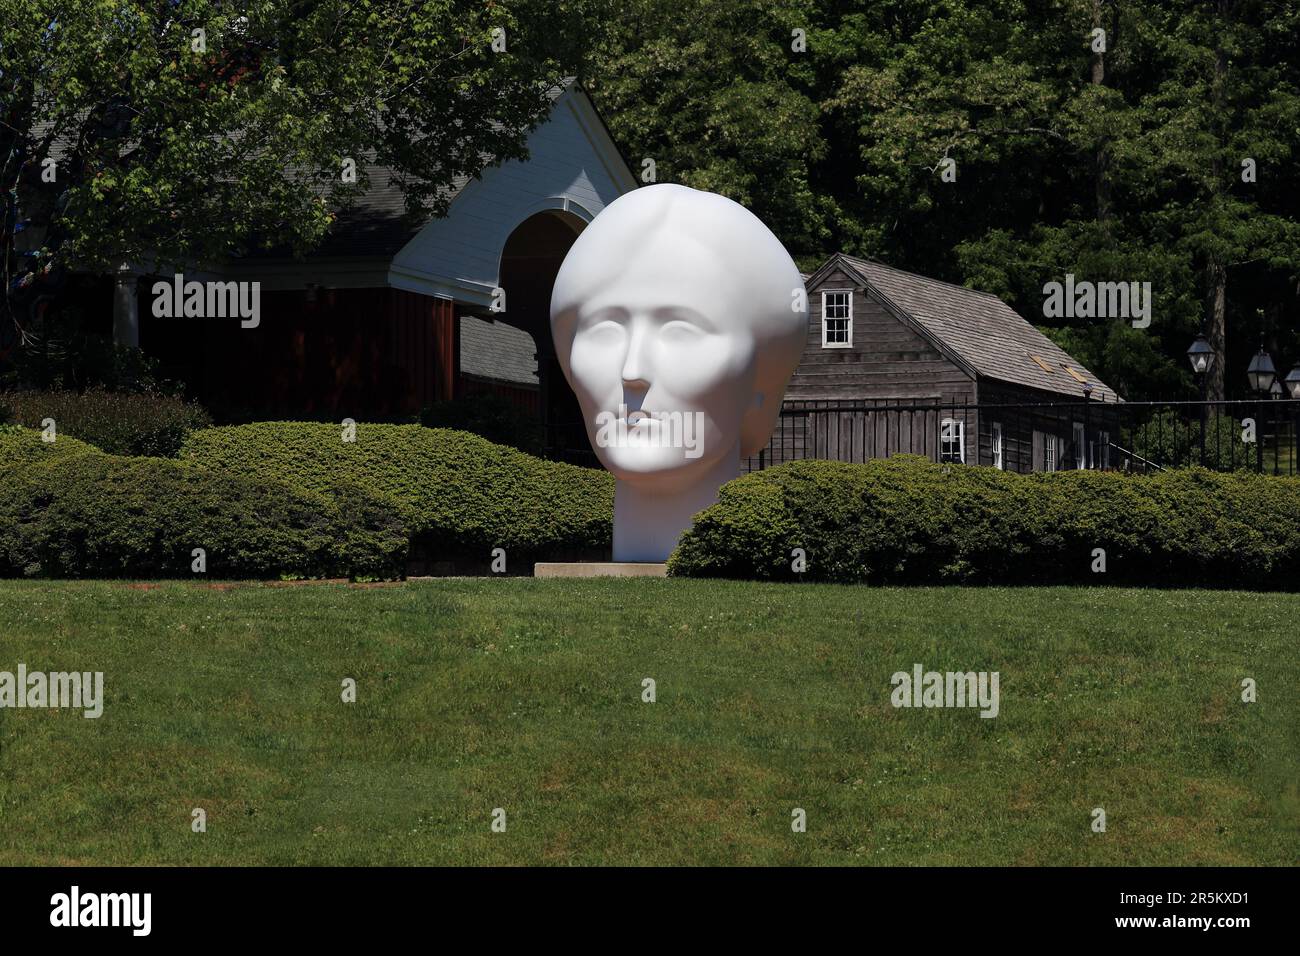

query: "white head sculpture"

left=550, top=183, right=807, bottom=562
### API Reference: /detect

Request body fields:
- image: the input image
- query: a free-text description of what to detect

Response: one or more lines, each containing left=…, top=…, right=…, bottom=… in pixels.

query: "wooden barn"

left=750, top=253, right=1123, bottom=473
left=114, top=81, right=638, bottom=433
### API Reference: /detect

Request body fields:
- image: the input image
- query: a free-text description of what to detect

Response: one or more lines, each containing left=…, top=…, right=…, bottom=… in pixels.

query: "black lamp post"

left=1285, top=365, right=1300, bottom=400
left=1246, top=344, right=1277, bottom=473
left=1287, top=365, right=1300, bottom=476
left=1246, top=345, right=1277, bottom=394
left=1187, top=334, right=1216, bottom=464
left=1186, top=333, right=1216, bottom=381
left=1270, top=380, right=1283, bottom=472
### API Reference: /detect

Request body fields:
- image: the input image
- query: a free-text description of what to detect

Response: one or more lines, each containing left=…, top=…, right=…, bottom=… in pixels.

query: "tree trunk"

left=1203, top=1, right=1229, bottom=402
left=1, top=79, right=36, bottom=338
left=1091, top=0, right=1111, bottom=231
left=1205, top=257, right=1227, bottom=401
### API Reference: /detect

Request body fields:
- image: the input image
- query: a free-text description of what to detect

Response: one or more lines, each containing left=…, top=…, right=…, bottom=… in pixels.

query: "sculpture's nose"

left=620, top=323, right=651, bottom=390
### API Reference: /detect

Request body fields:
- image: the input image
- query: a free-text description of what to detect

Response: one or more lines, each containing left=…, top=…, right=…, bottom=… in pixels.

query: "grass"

left=0, top=579, right=1295, bottom=866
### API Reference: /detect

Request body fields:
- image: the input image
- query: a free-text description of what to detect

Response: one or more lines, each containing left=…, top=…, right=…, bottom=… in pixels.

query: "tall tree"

left=1134, top=0, right=1300, bottom=400
left=586, top=0, right=847, bottom=267
left=830, top=0, right=1300, bottom=400
left=1, top=0, right=594, bottom=345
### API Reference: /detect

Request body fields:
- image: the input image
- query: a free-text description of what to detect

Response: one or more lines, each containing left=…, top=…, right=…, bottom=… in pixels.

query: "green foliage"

left=4, top=0, right=595, bottom=328
left=181, top=423, right=613, bottom=558
left=826, top=0, right=1300, bottom=400
left=670, top=455, right=1300, bottom=589
left=0, top=454, right=407, bottom=580
left=587, top=0, right=832, bottom=263
left=3, top=388, right=212, bottom=457
left=419, top=393, right=543, bottom=455
left=665, top=480, right=799, bottom=581
left=588, top=0, right=1300, bottom=398
left=0, top=423, right=101, bottom=464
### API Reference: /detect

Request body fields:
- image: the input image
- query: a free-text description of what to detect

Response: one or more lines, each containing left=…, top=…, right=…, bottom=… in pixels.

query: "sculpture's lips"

left=622, top=410, right=658, bottom=426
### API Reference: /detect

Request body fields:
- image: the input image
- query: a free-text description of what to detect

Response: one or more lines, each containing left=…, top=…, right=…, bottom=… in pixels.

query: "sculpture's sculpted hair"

left=550, top=183, right=808, bottom=456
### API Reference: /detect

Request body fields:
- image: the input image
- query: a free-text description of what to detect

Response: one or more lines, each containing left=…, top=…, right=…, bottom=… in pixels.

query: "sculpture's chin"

left=596, top=446, right=722, bottom=490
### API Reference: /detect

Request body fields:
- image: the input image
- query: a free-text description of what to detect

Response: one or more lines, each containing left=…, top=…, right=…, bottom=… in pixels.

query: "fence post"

left=1273, top=402, right=1279, bottom=476
left=1257, top=400, right=1264, bottom=473
left=1084, top=396, right=1091, bottom=469
left=1199, top=401, right=1207, bottom=466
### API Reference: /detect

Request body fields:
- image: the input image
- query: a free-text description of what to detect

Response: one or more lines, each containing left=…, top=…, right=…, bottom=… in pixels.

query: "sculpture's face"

left=552, top=184, right=807, bottom=498
left=564, top=233, right=756, bottom=488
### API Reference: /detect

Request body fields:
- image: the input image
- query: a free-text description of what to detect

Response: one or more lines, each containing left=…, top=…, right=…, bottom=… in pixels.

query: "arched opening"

left=472, top=209, right=592, bottom=463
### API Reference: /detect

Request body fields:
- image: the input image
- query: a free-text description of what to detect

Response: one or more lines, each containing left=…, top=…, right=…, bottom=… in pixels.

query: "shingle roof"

left=459, top=314, right=539, bottom=386
left=837, top=254, right=1120, bottom=402
left=292, top=165, right=471, bottom=259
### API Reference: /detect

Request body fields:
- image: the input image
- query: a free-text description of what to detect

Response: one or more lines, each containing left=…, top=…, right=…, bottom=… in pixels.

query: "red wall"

left=459, top=375, right=541, bottom=417
left=141, top=285, right=456, bottom=421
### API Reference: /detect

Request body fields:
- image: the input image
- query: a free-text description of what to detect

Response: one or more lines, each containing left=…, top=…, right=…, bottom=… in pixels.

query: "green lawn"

left=0, top=579, right=1295, bottom=866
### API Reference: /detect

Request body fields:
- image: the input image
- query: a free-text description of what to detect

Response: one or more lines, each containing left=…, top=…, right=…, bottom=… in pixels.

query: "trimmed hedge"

left=668, top=455, right=1300, bottom=590
left=0, top=424, right=102, bottom=464
left=3, top=388, right=212, bottom=457
left=182, top=423, right=613, bottom=558
left=0, top=454, right=407, bottom=579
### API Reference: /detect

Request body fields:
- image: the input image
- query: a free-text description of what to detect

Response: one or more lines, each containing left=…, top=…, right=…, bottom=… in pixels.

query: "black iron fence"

left=746, top=398, right=1300, bottom=475
left=541, top=419, right=601, bottom=468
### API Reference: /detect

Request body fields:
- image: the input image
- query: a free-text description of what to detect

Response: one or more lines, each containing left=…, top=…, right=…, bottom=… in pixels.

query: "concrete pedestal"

left=534, top=562, right=667, bottom=578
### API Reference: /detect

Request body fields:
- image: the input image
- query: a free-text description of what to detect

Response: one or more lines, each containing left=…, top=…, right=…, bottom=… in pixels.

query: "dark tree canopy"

left=585, top=0, right=1300, bottom=400
left=2, top=0, right=593, bottom=344
left=4, top=0, right=1298, bottom=401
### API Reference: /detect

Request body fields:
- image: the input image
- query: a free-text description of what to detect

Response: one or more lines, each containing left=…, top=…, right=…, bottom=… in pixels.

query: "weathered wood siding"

left=759, top=402, right=982, bottom=467
left=975, top=381, right=1121, bottom=473
left=785, top=268, right=976, bottom=404
left=748, top=268, right=977, bottom=470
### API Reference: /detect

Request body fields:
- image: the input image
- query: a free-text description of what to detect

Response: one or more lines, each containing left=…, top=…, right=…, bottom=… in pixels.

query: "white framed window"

left=991, top=422, right=1004, bottom=470
left=1098, top=430, right=1111, bottom=470
left=940, top=418, right=965, bottom=464
left=1073, top=421, right=1087, bottom=469
left=1044, top=433, right=1059, bottom=472
left=821, top=290, right=852, bottom=348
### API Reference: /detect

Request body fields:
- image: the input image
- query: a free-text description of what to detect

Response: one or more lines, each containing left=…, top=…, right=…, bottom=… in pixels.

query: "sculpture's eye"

left=660, top=319, right=706, bottom=342
left=579, top=318, right=626, bottom=345
left=577, top=305, right=628, bottom=337
left=654, top=305, right=716, bottom=336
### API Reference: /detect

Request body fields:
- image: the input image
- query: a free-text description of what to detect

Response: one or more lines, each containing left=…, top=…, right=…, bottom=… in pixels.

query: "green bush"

left=2, top=388, right=212, bottom=457
left=0, top=454, right=407, bottom=579
left=182, top=423, right=613, bottom=559
left=0, top=424, right=102, bottom=464
left=668, top=455, right=1300, bottom=590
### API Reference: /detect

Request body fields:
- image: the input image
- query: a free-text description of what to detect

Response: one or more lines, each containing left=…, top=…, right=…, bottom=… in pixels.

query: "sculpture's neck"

left=612, top=443, right=740, bottom=563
